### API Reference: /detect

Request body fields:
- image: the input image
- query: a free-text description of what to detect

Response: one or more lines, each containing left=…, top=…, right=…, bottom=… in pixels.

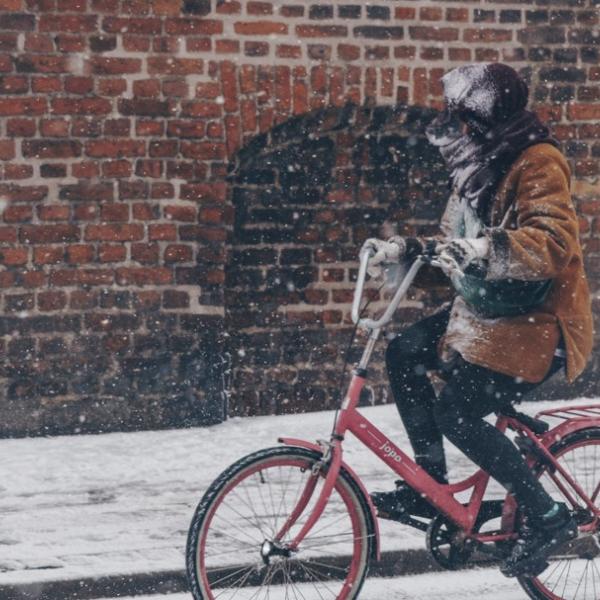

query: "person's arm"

left=485, top=148, right=578, bottom=281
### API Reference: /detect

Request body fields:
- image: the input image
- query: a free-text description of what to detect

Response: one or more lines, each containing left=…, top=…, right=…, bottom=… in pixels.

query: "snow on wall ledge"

left=0, top=0, right=597, bottom=436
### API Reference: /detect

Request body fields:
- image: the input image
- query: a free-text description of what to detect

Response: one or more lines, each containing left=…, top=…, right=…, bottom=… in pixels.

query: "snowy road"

left=0, top=397, right=596, bottom=587
left=96, top=567, right=528, bottom=599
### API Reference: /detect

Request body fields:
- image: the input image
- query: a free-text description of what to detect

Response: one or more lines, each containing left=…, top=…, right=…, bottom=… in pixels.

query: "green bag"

left=453, top=265, right=553, bottom=319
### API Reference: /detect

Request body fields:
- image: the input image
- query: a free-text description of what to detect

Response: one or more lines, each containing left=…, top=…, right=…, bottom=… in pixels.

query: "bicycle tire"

left=517, top=427, right=600, bottom=600
left=186, top=445, right=375, bottom=600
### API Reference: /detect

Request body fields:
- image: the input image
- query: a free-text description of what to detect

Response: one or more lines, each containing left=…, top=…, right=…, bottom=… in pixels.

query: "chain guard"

left=426, top=500, right=510, bottom=570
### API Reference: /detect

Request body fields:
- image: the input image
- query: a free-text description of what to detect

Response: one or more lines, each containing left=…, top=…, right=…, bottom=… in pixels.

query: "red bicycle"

left=187, top=251, right=600, bottom=600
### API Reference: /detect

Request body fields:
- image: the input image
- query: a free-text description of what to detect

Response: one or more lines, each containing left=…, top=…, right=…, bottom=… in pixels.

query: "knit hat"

left=442, top=63, right=529, bottom=136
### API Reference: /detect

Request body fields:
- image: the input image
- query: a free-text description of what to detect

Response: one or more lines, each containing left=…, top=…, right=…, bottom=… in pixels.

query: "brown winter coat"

left=441, top=142, right=593, bottom=383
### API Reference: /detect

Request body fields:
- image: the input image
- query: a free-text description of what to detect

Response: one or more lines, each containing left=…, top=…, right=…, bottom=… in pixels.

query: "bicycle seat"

left=498, top=405, right=550, bottom=435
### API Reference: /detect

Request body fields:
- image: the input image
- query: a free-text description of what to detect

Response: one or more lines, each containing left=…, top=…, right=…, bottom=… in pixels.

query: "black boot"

left=371, top=481, right=438, bottom=520
left=501, top=503, right=578, bottom=578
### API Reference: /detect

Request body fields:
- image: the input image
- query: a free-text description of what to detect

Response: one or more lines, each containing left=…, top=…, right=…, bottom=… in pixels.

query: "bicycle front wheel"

left=186, top=446, right=375, bottom=600
left=519, top=427, right=600, bottom=600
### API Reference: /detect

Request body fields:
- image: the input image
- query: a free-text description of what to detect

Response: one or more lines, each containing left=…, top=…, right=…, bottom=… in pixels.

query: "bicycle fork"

left=273, top=438, right=344, bottom=552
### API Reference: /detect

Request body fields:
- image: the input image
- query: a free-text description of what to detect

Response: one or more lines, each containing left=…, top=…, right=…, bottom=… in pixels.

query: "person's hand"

left=437, top=237, right=489, bottom=278
left=362, top=237, right=406, bottom=279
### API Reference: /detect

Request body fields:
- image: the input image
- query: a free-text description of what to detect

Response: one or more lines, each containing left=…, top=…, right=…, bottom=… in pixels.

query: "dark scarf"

left=425, top=63, right=559, bottom=223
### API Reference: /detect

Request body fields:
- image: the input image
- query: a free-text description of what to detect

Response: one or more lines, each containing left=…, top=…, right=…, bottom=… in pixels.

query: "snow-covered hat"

left=442, top=63, right=529, bottom=135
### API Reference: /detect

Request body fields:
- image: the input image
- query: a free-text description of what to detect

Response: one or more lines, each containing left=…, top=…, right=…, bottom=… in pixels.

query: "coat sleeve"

left=485, top=149, right=578, bottom=281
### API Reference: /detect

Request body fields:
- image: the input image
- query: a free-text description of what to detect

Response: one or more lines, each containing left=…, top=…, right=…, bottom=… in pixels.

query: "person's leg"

left=431, top=356, right=564, bottom=517
left=386, top=307, right=451, bottom=483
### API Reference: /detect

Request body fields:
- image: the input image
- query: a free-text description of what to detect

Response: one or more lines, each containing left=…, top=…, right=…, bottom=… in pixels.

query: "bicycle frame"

left=277, top=253, right=600, bottom=555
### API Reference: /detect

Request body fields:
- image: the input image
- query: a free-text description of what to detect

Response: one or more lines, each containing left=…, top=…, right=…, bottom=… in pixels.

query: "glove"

left=362, top=237, right=406, bottom=279
left=437, top=237, right=489, bottom=278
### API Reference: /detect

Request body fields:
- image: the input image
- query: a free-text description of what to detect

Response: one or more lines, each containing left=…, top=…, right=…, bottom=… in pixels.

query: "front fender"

left=279, top=437, right=381, bottom=561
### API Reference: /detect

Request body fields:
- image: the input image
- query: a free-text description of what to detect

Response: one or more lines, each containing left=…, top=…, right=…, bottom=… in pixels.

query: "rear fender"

left=279, top=437, right=381, bottom=561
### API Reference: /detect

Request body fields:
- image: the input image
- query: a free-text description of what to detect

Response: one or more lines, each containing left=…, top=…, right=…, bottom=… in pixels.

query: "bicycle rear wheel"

left=186, top=446, right=375, bottom=600
left=518, top=427, right=600, bottom=600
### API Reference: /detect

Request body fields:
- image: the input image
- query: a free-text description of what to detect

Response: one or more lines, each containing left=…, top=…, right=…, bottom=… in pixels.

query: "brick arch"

left=225, top=102, right=451, bottom=417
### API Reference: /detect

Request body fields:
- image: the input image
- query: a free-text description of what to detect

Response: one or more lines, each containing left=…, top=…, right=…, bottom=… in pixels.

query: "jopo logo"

left=380, top=441, right=402, bottom=463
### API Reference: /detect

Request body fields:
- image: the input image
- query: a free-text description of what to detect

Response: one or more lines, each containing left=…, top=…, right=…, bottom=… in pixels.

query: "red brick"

left=135, top=159, right=163, bottom=178
left=409, top=26, right=459, bottom=41
left=216, top=39, right=240, bottom=53
left=136, top=120, right=164, bottom=136
left=115, top=267, right=171, bottom=286
left=98, top=78, right=127, bottom=96
left=100, top=203, right=130, bottom=222
left=123, top=35, right=151, bottom=52
left=39, top=14, right=97, bottom=32
left=57, top=0, right=86, bottom=10
left=71, top=162, right=100, bottom=178
left=38, top=205, right=69, bottom=221
left=92, top=57, right=142, bottom=75
left=3, top=204, right=31, bottom=222
left=148, top=223, right=176, bottom=241
left=33, top=245, right=63, bottom=264
left=147, top=56, right=204, bottom=75
left=64, top=76, right=93, bottom=95
left=40, top=118, right=69, bottom=137
left=217, top=0, right=240, bottom=14
left=164, top=205, right=196, bottom=222
left=98, top=244, right=126, bottom=262
left=464, top=28, right=513, bottom=42
left=4, top=164, right=33, bottom=179
left=180, top=182, right=227, bottom=202
left=446, top=8, right=469, bottom=22
left=420, top=6, right=442, bottom=20
left=180, top=141, right=226, bottom=160
left=7, top=118, right=36, bottom=137
left=296, top=25, right=347, bottom=37
left=20, top=224, right=79, bottom=244
left=165, top=18, right=223, bottom=35
left=102, top=17, right=162, bottom=34
left=0, top=75, right=28, bottom=94
left=164, top=244, right=193, bottom=263
left=186, top=37, right=212, bottom=52
left=152, top=0, right=181, bottom=15
left=22, top=139, right=81, bottom=158
left=0, top=226, right=16, bottom=243
left=569, top=104, right=600, bottom=121
left=85, top=139, right=145, bottom=158
left=131, top=243, right=159, bottom=264
left=38, top=290, right=67, bottom=311
left=55, top=34, right=86, bottom=52
left=51, top=97, right=112, bottom=115
left=132, top=203, right=159, bottom=220
left=234, top=20, right=287, bottom=35
left=85, top=224, right=144, bottom=242
left=163, top=289, right=189, bottom=309
left=0, top=139, right=14, bottom=159
left=69, top=289, right=97, bottom=309
left=0, top=247, right=28, bottom=265
left=180, top=100, right=222, bottom=119
left=0, top=97, right=46, bottom=115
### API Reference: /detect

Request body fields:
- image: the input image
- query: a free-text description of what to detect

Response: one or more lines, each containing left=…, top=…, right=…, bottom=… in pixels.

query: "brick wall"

left=0, top=0, right=598, bottom=435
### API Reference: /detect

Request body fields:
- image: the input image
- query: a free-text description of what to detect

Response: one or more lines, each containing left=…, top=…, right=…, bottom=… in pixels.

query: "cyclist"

left=365, top=63, right=593, bottom=578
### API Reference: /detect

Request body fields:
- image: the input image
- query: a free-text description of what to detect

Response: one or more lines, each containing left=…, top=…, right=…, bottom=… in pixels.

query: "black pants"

left=386, top=307, right=564, bottom=518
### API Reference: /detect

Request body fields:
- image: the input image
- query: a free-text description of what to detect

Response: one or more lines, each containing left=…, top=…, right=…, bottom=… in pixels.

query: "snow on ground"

left=0, top=398, right=597, bottom=586
left=96, top=567, right=526, bottom=599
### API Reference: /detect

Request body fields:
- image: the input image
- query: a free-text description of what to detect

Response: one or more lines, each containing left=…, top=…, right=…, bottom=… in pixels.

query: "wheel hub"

left=261, top=540, right=292, bottom=565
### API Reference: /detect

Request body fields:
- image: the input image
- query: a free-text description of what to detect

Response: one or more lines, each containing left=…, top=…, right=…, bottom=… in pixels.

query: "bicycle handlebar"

left=351, top=251, right=442, bottom=331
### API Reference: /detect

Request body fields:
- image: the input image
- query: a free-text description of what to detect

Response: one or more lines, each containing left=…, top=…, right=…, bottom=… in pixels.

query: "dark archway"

left=225, top=103, right=451, bottom=417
